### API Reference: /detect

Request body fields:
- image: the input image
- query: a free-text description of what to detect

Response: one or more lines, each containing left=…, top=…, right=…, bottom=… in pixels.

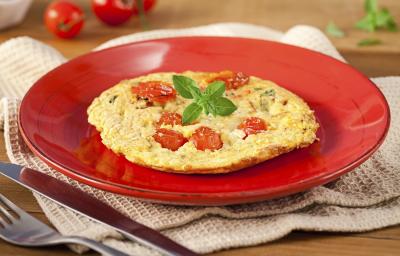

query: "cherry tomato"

left=92, top=0, right=135, bottom=26
left=153, top=128, right=187, bottom=151
left=191, top=126, right=223, bottom=151
left=157, top=112, right=182, bottom=127
left=132, top=0, right=157, bottom=15
left=238, top=117, right=267, bottom=137
left=44, top=0, right=84, bottom=39
left=132, top=81, right=176, bottom=104
left=209, top=70, right=250, bottom=89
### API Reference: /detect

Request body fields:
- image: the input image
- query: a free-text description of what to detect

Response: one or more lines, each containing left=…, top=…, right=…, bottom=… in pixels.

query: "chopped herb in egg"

left=109, top=95, right=118, bottom=104
left=262, top=89, right=275, bottom=97
left=260, top=89, right=275, bottom=111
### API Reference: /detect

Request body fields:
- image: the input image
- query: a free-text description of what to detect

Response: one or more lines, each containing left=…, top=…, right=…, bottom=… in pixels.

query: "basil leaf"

left=190, top=86, right=202, bottom=101
left=376, top=8, right=397, bottom=31
left=356, top=13, right=376, bottom=32
left=387, top=20, right=398, bottom=31
left=203, top=101, right=217, bottom=117
left=326, top=22, right=345, bottom=38
left=173, top=74, right=238, bottom=121
left=210, top=97, right=237, bottom=116
left=357, top=38, right=382, bottom=46
left=182, top=102, right=203, bottom=125
left=173, top=75, right=199, bottom=99
left=355, top=0, right=398, bottom=32
left=205, top=81, right=225, bottom=99
left=376, top=8, right=390, bottom=27
left=203, top=105, right=210, bottom=115
left=365, top=0, right=378, bottom=13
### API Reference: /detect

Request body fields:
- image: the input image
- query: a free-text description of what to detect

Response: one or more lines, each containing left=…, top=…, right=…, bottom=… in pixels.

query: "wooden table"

left=0, top=0, right=399, bottom=255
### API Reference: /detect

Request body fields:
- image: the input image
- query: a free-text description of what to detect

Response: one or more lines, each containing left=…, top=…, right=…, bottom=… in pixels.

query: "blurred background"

left=0, top=0, right=399, bottom=76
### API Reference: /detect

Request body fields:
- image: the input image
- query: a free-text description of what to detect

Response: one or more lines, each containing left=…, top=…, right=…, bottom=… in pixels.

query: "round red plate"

left=19, top=37, right=390, bottom=206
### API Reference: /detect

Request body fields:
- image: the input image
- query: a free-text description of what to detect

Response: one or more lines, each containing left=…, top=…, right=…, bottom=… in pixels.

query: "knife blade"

left=0, top=162, right=198, bottom=256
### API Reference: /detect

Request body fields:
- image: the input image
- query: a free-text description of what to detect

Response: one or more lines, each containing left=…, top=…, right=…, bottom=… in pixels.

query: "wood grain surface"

left=0, top=0, right=399, bottom=255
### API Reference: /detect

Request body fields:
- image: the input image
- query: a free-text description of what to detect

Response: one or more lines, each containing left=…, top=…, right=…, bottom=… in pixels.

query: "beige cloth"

left=0, top=23, right=399, bottom=255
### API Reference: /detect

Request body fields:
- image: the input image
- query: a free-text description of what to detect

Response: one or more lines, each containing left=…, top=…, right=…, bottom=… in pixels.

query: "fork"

left=0, top=193, right=129, bottom=256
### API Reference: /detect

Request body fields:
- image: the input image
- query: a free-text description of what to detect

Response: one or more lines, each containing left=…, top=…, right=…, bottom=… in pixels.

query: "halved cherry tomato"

left=132, top=81, right=176, bottom=104
left=153, top=128, right=187, bottom=151
left=157, top=112, right=182, bottom=127
left=238, top=117, right=267, bottom=137
left=132, top=0, right=157, bottom=15
left=44, top=0, right=84, bottom=39
left=209, top=70, right=250, bottom=89
left=91, top=0, right=134, bottom=26
left=191, top=126, right=223, bottom=151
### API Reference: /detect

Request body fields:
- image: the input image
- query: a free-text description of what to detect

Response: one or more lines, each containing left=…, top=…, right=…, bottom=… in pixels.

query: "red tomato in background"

left=92, top=0, right=135, bottom=26
left=44, top=0, right=84, bottom=39
left=132, top=0, right=157, bottom=15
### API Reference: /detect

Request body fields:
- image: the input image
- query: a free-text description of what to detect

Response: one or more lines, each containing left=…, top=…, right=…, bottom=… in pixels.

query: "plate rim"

left=18, top=36, right=391, bottom=205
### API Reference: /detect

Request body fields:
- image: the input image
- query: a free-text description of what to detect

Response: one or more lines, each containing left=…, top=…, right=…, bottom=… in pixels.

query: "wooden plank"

left=0, top=135, right=44, bottom=212
left=353, top=226, right=400, bottom=240
left=1, top=211, right=399, bottom=256
left=0, top=135, right=9, bottom=162
left=341, top=50, right=400, bottom=77
left=0, top=177, right=44, bottom=213
left=0, top=243, right=86, bottom=256
left=210, top=231, right=400, bottom=256
left=0, top=0, right=399, bottom=76
left=2, top=231, right=400, bottom=256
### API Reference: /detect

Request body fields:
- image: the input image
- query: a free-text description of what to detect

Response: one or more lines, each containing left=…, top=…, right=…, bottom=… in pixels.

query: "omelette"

left=87, top=71, right=319, bottom=174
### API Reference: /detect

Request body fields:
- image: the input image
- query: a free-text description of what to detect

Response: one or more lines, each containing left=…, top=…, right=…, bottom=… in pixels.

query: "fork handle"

left=56, top=236, right=130, bottom=256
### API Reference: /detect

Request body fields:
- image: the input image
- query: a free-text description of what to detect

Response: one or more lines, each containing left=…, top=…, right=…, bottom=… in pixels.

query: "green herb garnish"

left=356, top=0, right=397, bottom=32
left=136, top=0, right=149, bottom=30
left=109, top=95, right=118, bottom=104
left=357, top=38, right=382, bottom=46
left=260, top=89, right=275, bottom=112
left=172, top=75, right=237, bottom=125
left=262, top=89, right=276, bottom=97
left=326, top=21, right=345, bottom=38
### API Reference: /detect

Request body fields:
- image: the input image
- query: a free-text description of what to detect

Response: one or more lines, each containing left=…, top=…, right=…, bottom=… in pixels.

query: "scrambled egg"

left=87, top=71, right=319, bottom=174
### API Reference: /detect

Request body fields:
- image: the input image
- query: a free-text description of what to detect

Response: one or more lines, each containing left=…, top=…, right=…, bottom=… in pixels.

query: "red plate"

left=19, top=37, right=390, bottom=206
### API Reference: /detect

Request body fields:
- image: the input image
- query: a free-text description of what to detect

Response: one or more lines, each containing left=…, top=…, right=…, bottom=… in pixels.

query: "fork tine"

left=0, top=217, right=7, bottom=227
left=0, top=194, right=17, bottom=222
left=0, top=196, right=129, bottom=256
left=0, top=194, right=22, bottom=213
left=0, top=194, right=20, bottom=219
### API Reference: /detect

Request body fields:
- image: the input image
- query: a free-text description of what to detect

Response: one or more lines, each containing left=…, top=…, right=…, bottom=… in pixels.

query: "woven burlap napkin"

left=0, top=23, right=399, bottom=255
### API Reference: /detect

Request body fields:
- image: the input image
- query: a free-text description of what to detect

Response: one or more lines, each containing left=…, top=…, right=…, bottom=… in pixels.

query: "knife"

left=0, top=162, right=198, bottom=256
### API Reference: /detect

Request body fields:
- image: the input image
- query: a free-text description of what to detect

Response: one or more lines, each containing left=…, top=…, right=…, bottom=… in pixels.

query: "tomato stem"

left=57, top=15, right=84, bottom=32
left=136, top=0, right=149, bottom=30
